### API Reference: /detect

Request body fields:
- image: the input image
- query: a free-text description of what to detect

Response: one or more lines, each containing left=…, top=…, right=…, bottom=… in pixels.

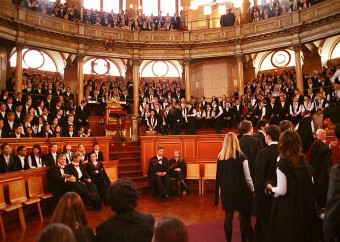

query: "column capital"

left=183, top=58, right=191, bottom=66
left=15, top=43, right=25, bottom=51
left=292, top=44, right=302, bottom=51
left=77, top=53, right=85, bottom=63
left=236, top=54, right=243, bottom=62
left=132, top=58, right=141, bottom=66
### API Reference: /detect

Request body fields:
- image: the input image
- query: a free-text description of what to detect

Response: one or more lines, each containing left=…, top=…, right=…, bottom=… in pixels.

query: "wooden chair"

left=8, top=179, right=43, bottom=222
left=0, top=184, right=26, bottom=239
left=28, top=175, right=53, bottom=200
left=186, top=163, right=202, bottom=194
left=105, top=166, right=118, bottom=183
left=201, top=163, right=217, bottom=194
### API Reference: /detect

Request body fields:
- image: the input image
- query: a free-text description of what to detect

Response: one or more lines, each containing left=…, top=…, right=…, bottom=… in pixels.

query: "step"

left=118, top=163, right=142, bottom=172
left=109, top=151, right=141, bottom=159
left=118, top=170, right=143, bottom=178
left=117, top=157, right=141, bottom=163
left=135, top=181, right=150, bottom=192
left=109, top=143, right=141, bottom=152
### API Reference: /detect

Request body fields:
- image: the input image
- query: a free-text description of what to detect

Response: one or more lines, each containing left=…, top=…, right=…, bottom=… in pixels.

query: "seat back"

left=203, top=164, right=217, bottom=179
left=105, top=166, right=118, bottom=182
left=0, top=185, right=6, bottom=208
left=28, top=176, right=44, bottom=198
left=186, top=163, right=200, bottom=179
left=8, top=180, right=27, bottom=204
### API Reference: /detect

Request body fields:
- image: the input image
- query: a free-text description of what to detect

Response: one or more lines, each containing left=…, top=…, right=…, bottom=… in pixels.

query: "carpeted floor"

left=188, top=218, right=243, bottom=242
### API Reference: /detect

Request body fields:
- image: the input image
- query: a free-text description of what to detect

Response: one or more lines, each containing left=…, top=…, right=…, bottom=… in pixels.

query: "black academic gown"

left=269, top=157, right=317, bottom=242
left=147, top=156, right=170, bottom=197
left=297, top=116, right=314, bottom=154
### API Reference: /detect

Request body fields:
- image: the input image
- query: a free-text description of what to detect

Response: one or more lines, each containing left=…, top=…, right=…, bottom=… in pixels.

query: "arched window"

left=10, top=49, right=57, bottom=72
left=260, top=49, right=298, bottom=71
left=83, top=0, right=100, bottom=11
left=83, top=58, right=122, bottom=76
left=331, top=41, right=340, bottom=59
left=141, top=61, right=180, bottom=77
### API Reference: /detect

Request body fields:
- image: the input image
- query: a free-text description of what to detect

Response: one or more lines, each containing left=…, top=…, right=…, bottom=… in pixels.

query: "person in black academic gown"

left=168, top=150, right=189, bottom=195
left=254, top=125, right=280, bottom=242
left=295, top=110, right=315, bottom=154
left=266, top=130, right=317, bottom=242
left=148, top=147, right=170, bottom=202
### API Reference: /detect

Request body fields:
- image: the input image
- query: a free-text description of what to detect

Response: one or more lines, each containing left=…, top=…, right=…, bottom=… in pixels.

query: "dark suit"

left=96, top=210, right=155, bottom=242
left=148, top=156, right=170, bottom=197
left=86, top=162, right=110, bottom=200
left=0, top=128, right=8, bottom=138
left=324, top=164, right=340, bottom=242
left=75, top=105, right=89, bottom=126
left=239, top=134, right=263, bottom=180
left=0, top=154, right=17, bottom=173
left=15, top=156, right=29, bottom=170
left=46, top=164, right=67, bottom=207
left=255, top=143, right=279, bottom=242
left=64, top=163, right=99, bottom=198
left=44, top=152, right=59, bottom=167
left=253, top=131, right=267, bottom=148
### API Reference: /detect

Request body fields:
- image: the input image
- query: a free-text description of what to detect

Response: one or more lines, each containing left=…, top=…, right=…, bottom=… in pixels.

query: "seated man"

left=86, top=153, right=110, bottom=203
left=148, top=146, right=170, bottom=202
left=15, top=146, right=29, bottom=170
left=0, top=143, right=16, bottom=173
left=64, top=152, right=102, bottom=210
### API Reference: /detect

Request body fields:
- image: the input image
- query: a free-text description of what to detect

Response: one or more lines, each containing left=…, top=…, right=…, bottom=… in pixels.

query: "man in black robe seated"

left=64, top=152, right=102, bottom=210
left=148, top=146, right=170, bottom=202
left=86, top=153, right=110, bottom=203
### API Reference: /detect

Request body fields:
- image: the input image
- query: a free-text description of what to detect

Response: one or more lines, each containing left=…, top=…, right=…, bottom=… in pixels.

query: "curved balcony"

left=0, top=0, right=339, bottom=59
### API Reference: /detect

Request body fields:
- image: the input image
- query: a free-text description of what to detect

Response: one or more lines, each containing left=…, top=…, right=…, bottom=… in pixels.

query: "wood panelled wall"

left=140, top=134, right=340, bottom=176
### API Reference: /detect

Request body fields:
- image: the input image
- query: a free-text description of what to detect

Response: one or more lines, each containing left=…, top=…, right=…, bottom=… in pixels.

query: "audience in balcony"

left=251, top=0, right=321, bottom=23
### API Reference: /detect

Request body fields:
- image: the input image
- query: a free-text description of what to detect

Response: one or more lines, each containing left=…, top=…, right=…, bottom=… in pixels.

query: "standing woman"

left=168, top=150, right=189, bottom=195
left=266, top=130, right=316, bottom=242
left=215, top=132, right=254, bottom=242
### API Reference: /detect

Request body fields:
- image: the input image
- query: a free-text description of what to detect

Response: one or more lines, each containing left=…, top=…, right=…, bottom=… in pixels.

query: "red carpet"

left=187, top=219, right=236, bottom=242
left=188, top=216, right=256, bottom=242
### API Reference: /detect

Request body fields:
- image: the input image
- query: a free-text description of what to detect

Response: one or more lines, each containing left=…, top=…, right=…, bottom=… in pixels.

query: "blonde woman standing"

left=215, top=132, right=254, bottom=242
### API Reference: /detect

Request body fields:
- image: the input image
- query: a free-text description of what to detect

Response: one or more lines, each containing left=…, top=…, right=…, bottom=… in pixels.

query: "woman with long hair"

left=168, top=150, right=189, bottom=195
left=215, top=132, right=254, bottom=242
left=49, top=192, right=96, bottom=242
left=77, top=143, right=89, bottom=164
left=266, top=130, right=316, bottom=242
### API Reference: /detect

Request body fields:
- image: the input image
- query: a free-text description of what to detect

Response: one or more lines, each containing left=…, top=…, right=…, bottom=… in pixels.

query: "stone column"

left=132, top=58, right=141, bottom=115
left=77, top=54, right=85, bottom=105
left=131, top=58, right=141, bottom=141
left=15, top=44, right=24, bottom=95
left=236, top=55, right=244, bottom=98
left=183, top=58, right=191, bottom=102
left=293, top=45, right=304, bottom=95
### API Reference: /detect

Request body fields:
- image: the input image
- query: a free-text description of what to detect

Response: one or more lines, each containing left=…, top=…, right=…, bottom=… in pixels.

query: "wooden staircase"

left=109, top=141, right=150, bottom=191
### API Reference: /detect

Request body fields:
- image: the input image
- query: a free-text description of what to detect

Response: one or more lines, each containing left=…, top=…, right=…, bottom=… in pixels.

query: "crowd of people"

left=12, top=0, right=182, bottom=31
left=37, top=180, right=189, bottom=242
left=215, top=120, right=340, bottom=242
left=249, top=0, right=322, bottom=23
left=140, top=64, right=340, bottom=135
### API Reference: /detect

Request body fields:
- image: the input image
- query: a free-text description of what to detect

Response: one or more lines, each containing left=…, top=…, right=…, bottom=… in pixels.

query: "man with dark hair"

left=255, top=125, right=281, bottom=242
left=44, top=143, right=59, bottom=166
left=0, top=118, right=8, bottom=138
left=239, top=120, right=262, bottom=242
left=278, top=120, right=294, bottom=133
left=0, top=143, right=16, bottom=173
left=75, top=100, right=89, bottom=127
left=254, top=119, right=270, bottom=148
left=15, top=146, right=29, bottom=170
left=89, top=143, right=104, bottom=162
left=96, top=178, right=155, bottom=242
left=148, top=147, right=170, bottom=202
left=8, top=124, right=24, bottom=138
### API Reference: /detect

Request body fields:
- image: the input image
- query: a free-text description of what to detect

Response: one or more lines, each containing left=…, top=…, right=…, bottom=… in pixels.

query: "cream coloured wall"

left=191, top=59, right=238, bottom=100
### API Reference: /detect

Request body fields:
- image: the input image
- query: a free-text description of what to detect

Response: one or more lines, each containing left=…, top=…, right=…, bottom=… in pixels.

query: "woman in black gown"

left=266, top=130, right=317, bottom=242
left=215, top=132, right=254, bottom=242
left=169, top=150, right=189, bottom=195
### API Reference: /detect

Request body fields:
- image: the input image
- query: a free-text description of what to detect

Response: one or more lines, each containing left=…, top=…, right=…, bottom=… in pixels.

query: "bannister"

left=0, top=0, right=339, bottom=57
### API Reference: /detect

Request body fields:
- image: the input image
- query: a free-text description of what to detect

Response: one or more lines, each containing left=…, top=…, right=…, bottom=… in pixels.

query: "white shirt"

left=18, top=155, right=25, bottom=168
left=242, top=159, right=254, bottom=192
left=72, top=162, right=83, bottom=178
left=157, top=155, right=163, bottom=165
left=330, top=69, right=340, bottom=83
